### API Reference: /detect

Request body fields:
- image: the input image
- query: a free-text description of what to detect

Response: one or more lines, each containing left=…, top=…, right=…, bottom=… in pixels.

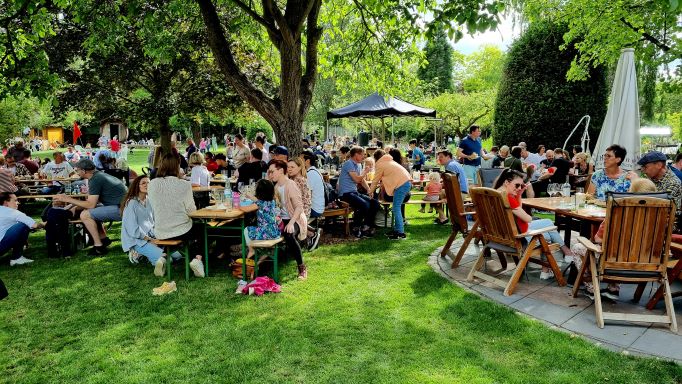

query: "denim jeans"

left=132, top=242, right=181, bottom=265
left=462, top=165, right=479, bottom=184
left=0, top=223, right=30, bottom=261
left=391, top=181, right=412, bottom=234
left=527, top=218, right=565, bottom=246
left=341, top=192, right=379, bottom=228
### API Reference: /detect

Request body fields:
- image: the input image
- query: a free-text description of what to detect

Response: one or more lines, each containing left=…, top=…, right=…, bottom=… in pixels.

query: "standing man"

left=409, top=140, right=425, bottom=172
left=53, top=159, right=127, bottom=256
left=457, top=125, right=483, bottom=184
left=232, top=134, right=250, bottom=169
left=338, top=147, right=379, bottom=238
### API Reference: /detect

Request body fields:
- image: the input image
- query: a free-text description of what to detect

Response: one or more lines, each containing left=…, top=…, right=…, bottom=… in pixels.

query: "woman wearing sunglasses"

left=493, top=169, right=575, bottom=280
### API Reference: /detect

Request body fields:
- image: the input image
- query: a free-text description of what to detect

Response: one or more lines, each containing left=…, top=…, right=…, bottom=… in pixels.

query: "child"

left=419, top=172, right=442, bottom=215
left=189, top=152, right=210, bottom=187
left=238, top=179, right=281, bottom=260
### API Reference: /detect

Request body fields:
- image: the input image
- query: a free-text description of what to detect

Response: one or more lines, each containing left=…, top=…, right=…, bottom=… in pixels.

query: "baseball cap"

left=74, top=158, right=96, bottom=171
left=637, top=151, right=667, bottom=166
left=274, top=146, right=289, bottom=156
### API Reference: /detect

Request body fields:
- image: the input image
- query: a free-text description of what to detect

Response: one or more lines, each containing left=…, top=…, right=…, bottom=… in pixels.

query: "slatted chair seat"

left=151, top=239, right=191, bottom=281
left=250, top=237, right=284, bottom=248
left=573, top=195, right=677, bottom=331
left=466, top=187, right=566, bottom=296
left=151, top=239, right=184, bottom=247
left=247, top=237, right=284, bottom=282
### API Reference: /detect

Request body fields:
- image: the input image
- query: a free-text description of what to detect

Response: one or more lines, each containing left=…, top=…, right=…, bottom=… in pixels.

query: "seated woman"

left=570, top=152, right=593, bottom=189
left=493, top=169, right=575, bottom=280
left=189, top=152, right=210, bottom=187
left=571, top=178, right=657, bottom=300
left=587, top=144, right=631, bottom=200
left=0, top=192, right=44, bottom=266
left=148, top=153, right=205, bottom=278
left=121, top=175, right=181, bottom=276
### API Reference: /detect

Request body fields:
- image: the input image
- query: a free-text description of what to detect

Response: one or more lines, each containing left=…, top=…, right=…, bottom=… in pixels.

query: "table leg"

left=203, top=221, right=209, bottom=277
left=241, top=219, right=247, bottom=281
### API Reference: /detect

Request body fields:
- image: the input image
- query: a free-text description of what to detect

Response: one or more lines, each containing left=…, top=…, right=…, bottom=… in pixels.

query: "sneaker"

left=297, top=264, right=308, bottom=280
left=388, top=232, right=407, bottom=240
left=154, top=257, right=166, bottom=277
left=418, top=208, right=425, bottom=213
left=88, top=246, right=108, bottom=256
left=152, top=281, right=177, bottom=296
left=190, top=257, right=205, bottom=278
left=309, top=229, right=321, bottom=251
left=385, top=230, right=398, bottom=238
left=539, top=270, right=555, bottom=280
left=602, top=290, right=620, bottom=301
left=360, top=230, right=375, bottom=238
left=434, top=218, right=448, bottom=225
left=101, top=237, right=112, bottom=247
left=10, top=256, right=34, bottom=266
left=428, top=208, right=434, bottom=213
left=128, top=249, right=140, bottom=264
left=235, top=279, right=248, bottom=294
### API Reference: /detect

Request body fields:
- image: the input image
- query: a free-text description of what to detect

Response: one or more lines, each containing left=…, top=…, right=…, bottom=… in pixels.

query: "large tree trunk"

left=158, top=114, right=172, bottom=154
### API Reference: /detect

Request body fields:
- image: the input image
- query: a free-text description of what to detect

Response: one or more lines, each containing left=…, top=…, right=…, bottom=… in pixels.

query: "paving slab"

left=510, top=296, right=584, bottom=325
left=629, top=328, right=682, bottom=361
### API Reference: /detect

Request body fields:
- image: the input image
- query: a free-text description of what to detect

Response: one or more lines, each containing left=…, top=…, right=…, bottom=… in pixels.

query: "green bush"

left=493, top=22, right=608, bottom=151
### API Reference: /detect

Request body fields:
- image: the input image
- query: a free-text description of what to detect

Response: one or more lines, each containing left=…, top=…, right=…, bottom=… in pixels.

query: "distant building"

left=100, top=117, right=129, bottom=141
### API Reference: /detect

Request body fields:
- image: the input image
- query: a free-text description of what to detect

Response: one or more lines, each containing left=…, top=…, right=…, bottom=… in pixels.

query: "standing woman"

left=267, top=160, right=308, bottom=279
left=121, top=175, right=180, bottom=275
left=148, top=153, right=205, bottom=277
left=368, top=149, right=412, bottom=240
left=287, top=158, right=311, bottom=218
left=493, top=169, right=574, bottom=280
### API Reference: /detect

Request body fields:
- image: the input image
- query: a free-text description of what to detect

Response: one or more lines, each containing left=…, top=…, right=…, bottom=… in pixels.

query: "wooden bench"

left=248, top=237, right=284, bottom=283
left=151, top=239, right=191, bottom=281
left=321, top=201, right=351, bottom=237
left=378, top=199, right=447, bottom=228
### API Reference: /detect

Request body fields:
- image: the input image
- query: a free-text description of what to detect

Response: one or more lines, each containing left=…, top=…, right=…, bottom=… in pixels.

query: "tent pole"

left=391, top=117, right=395, bottom=145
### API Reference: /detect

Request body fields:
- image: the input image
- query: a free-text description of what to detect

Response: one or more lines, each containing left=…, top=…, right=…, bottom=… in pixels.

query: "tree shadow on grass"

left=410, top=269, right=448, bottom=297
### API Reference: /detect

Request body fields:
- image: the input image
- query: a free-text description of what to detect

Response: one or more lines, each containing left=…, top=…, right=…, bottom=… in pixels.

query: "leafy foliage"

left=493, top=22, right=608, bottom=151
left=0, top=95, right=53, bottom=145
left=418, top=27, right=453, bottom=94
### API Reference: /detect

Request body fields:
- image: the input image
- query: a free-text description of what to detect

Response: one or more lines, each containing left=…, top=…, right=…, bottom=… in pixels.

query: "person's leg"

left=80, top=209, right=103, bottom=247
left=529, top=218, right=565, bottom=247
left=87, top=205, right=122, bottom=247
left=40, top=185, right=61, bottom=195
left=392, top=182, right=410, bottom=234
left=0, top=223, right=30, bottom=261
left=342, top=192, right=369, bottom=228
left=358, top=194, right=380, bottom=229
left=133, top=242, right=165, bottom=265
left=463, top=165, right=478, bottom=184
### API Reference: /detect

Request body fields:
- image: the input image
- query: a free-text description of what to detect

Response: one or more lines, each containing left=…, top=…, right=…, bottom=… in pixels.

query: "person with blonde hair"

left=189, top=152, right=210, bottom=187
left=287, top=157, right=311, bottom=217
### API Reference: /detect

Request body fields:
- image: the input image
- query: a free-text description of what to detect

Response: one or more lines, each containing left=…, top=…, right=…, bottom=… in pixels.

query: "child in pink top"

left=423, top=172, right=442, bottom=202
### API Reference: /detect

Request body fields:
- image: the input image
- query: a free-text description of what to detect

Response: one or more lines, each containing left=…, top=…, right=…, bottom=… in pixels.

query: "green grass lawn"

left=1, top=204, right=681, bottom=383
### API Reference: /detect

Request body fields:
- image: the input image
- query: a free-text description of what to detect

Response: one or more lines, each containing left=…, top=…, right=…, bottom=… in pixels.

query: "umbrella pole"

left=391, top=117, right=395, bottom=145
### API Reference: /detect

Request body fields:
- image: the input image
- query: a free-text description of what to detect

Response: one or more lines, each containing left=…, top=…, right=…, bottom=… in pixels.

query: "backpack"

left=323, top=181, right=338, bottom=207
left=45, top=208, right=75, bottom=258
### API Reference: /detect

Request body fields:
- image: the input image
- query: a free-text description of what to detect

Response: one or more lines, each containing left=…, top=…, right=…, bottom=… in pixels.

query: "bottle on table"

left=224, top=180, right=233, bottom=209
left=562, top=176, right=571, bottom=198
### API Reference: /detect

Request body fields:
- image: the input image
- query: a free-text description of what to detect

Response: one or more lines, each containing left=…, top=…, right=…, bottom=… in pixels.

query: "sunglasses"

left=513, top=183, right=524, bottom=189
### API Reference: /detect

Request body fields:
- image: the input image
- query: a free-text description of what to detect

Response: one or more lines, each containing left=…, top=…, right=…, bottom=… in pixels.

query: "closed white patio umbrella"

left=592, top=48, right=641, bottom=170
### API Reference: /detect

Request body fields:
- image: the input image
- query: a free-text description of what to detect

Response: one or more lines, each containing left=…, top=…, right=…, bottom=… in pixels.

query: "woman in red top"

left=493, top=169, right=574, bottom=280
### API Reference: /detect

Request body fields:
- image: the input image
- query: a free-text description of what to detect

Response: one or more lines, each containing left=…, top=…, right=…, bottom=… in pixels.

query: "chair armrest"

left=577, top=236, right=601, bottom=254
left=516, top=226, right=558, bottom=238
left=670, top=242, right=682, bottom=256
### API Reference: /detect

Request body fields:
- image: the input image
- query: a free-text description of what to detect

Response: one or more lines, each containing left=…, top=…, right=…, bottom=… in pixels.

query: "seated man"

left=40, top=151, right=75, bottom=194
left=437, top=150, right=468, bottom=194
left=53, top=159, right=127, bottom=256
left=338, top=146, right=379, bottom=238
left=0, top=192, right=44, bottom=266
left=236, top=148, right=267, bottom=184
left=532, top=147, right=571, bottom=195
left=631, top=151, right=682, bottom=225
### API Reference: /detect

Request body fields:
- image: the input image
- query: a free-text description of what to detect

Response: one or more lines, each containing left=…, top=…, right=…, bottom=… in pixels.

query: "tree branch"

left=229, top=0, right=278, bottom=36
left=620, top=17, right=671, bottom=53
left=299, top=0, right=322, bottom=116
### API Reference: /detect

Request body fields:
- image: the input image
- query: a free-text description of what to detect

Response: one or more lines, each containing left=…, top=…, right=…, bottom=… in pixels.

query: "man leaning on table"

left=53, top=159, right=127, bottom=256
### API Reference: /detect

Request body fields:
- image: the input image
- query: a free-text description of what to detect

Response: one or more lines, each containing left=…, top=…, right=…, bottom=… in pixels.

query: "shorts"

left=422, top=195, right=440, bottom=202
left=89, top=205, right=122, bottom=222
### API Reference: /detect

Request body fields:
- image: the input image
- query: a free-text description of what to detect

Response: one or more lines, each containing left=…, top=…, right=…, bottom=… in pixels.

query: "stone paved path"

left=428, top=237, right=682, bottom=362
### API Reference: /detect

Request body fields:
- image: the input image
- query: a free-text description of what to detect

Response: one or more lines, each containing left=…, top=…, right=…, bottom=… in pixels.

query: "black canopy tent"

left=326, top=92, right=436, bottom=144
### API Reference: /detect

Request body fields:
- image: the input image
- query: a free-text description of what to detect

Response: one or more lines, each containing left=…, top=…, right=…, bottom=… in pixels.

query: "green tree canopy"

left=418, top=27, right=453, bottom=94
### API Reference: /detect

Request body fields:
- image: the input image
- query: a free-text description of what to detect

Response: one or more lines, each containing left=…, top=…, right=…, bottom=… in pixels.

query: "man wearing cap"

left=631, top=151, right=682, bottom=217
left=53, top=158, right=127, bottom=256
left=273, top=146, right=289, bottom=162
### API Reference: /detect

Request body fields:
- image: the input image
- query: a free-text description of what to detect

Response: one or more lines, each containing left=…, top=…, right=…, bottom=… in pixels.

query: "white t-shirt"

left=307, top=167, right=325, bottom=215
left=0, top=206, right=36, bottom=240
left=190, top=165, right=211, bottom=187
left=43, top=161, right=74, bottom=185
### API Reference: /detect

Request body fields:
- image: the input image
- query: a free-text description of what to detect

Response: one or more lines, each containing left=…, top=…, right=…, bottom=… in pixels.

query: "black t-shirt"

left=492, top=155, right=506, bottom=168
left=549, top=157, right=571, bottom=183
left=540, top=159, right=553, bottom=168
left=237, top=161, right=267, bottom=184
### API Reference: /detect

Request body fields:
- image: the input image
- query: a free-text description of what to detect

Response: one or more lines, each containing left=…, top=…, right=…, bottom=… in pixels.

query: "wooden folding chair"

left=439, top=173, right=476, bottom=267
left=466, top=187, right=566, bottom=296
left=574, top=196, right=677, bottom=331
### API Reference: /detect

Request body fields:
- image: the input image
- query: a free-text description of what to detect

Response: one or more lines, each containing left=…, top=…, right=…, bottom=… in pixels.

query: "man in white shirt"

left=521, top=147, right=543, bottom=180
left=41, top=152, right=75, bottom=194
left=302, top=150, right=325, bottom=250
left=255, top=136, right=270, bottom=163
left=0, top=192, right=44, bottom=266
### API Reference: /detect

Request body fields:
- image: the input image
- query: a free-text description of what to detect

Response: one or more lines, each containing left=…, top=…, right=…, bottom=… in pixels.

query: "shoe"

left=128, top=249, right=140, bottom=264
left=434, top=218, right=448, bottom=225
left=354, top=230, right=364, bottom=238
left=297, top=264, right=308, bottom=280
left=154, top=257, right=166, bottom=277
left=428, top=208, right=434, bottom=213
left=190, top=258, right=205, bottom=278
left=388, top=232, right=407, bottom=240
left=101, top=237, right=112, bottom=247
left=235, top=280, right=248, bottom=294
left=309, top=229, right=321, bottom=251
left=88, top=246, right=108, bottom=256
left=418, top=208, right=425, bottom=213
left=152, top=281, right=177, bottom=296
left=10, top=256, right=34, bottom=266
left=602, top=290, right=619, bottom=301
left=539, top=270, right=554, bottom=280
left=385, top=230, right=398, bottom=238
left=360, top=230, right=375, bottom=238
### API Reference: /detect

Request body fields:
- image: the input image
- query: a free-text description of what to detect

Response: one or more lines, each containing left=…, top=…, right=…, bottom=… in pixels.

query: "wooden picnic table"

left=522, top=197, right=606, bottom=244
left=17, top=193, right=87, bottom=200
left=14, top=177, right=80, bottom=185
left=188, top=206, right=245, bottom=278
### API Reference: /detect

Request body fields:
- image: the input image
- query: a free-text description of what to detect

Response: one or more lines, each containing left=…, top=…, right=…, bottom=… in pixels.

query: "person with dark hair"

left=329, top=150, right=340, bottom=168
left=232, top=133, right=250, bottom=168
left=369, top=149, right=412, bottom=240
left=301, top=150, right=324, bottom=250
left=457, top=125, right=484, bottom=183
left=532, top=147, right=571, bottom=195
left=213, top=153, right=229, bottom=175
left=237, top=179, right=281, bottom=259
left=19, top=149, right=39, bottom=174
left=148, top=153, right=205, bottom=277
left=2, top=154, right=31, bottom=177
left=572, top=145, right=583, bottom=161
left=186, top=138, right=197, bottom=159
left=255, top=135, right=270, bottom=163
left=537, top=145, right=546, bottom=157
left=53, top=158, right=127, bottom=256
left=586, top=144, right=631, bottom=200
left=272, top=146, right=289, bottom=162
left=409, top=139, right=424, bottom=171
left=493, top=169, right=574, bottom=279
left=669, top=153, right=682, bottom=182
left=504, top=146, right=524, bottom=173
left=0, top=192, right=44, bottom=266
left=339, top=147, right=379, bottom=238
left=237, top=148, right=267, bottom=184
left=205, top=151, right=218, bottom=173
left=339, top=146, right=351, bottom=164
left=121, top=175, right=181, bottom=273
left=267, top=159, right=308, bottom=279
left=7, top=140, right=26, bottom=162
left=437, top=150, right=467, bottom=194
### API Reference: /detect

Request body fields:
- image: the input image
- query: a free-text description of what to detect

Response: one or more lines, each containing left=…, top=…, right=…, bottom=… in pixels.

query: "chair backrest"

left=442, top=172, right=469, bottom=231
left=478, top=168, right=504, bottom=189
left=469, top=187, right=520, bottom=249
left=600, top=196, right=676, bottom=274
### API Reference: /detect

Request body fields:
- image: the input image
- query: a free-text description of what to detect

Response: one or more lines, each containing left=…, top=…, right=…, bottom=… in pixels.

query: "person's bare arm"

left=53, top=194, right=98, bottom=209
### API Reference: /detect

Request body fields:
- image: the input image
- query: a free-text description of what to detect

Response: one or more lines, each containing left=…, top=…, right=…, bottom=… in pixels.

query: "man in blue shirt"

left=437, top=150, right=468, bottom=194
left=669, top=153, right=682, bottom=182
left=409, top=139, right=425, bottom=171
left=457, top=125, right=483, bottom=184
left=338, top=147, right=379, bottom=238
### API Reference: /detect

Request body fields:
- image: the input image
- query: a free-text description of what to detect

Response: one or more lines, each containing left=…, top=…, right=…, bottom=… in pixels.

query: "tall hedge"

left=493, top=22, right=608, bottom=151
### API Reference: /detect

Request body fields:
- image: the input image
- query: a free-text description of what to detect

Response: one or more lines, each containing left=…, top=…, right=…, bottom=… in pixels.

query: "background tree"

left=494, top=22, right=608, bottom=151
left=418, top=27, right=453, bottom=94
